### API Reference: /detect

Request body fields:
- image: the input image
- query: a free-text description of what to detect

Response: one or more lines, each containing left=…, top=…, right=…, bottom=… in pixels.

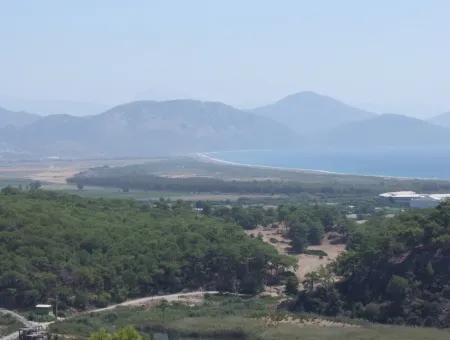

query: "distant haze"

left=0, top=1, right=450, bottom=117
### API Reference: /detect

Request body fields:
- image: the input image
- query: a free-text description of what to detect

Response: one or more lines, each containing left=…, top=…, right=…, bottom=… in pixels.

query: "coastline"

left=195, top=152, right=448, bottom=182
left=195, top=152, right=341, bottom=176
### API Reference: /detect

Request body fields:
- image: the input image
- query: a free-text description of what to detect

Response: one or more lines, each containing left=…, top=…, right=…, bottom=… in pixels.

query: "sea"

left=208, top=147, right=450, bottom=180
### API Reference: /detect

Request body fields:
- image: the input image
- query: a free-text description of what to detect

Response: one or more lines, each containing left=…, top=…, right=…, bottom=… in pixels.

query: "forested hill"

left=0, top=100, right=299, bottom=158
left=0, top=188, right=291, bottom=310
left=295, top=201, right=450, bottom=327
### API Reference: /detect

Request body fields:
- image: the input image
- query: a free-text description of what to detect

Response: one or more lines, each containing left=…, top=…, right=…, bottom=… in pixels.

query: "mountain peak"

left=279, top=91, right=334, bottom=102
left=253, top=91, right=375, bottom=135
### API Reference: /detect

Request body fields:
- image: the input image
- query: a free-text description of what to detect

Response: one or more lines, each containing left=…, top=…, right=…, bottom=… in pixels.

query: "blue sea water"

left=209, top=148, right=450, bottom=180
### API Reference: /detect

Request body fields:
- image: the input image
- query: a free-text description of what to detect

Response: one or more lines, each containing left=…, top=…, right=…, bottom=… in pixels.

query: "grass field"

left=50, top=296, right=450, bottom=340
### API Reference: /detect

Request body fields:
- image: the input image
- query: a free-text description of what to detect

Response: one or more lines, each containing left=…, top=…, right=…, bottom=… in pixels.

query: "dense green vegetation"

left=0, top=189, right=293, bottom=310
left=294, top=202, right=450, bottom=327
left=203, top=204, right=278, bottom=229
left=68, top=171, right=383, bottom=196
left=279, top=204, right=344, bottom=252
left=66, top=157, right=450, bottom=196
left=201, top=202, right=345, bottom=253
left=51, top=296, right=450, bottom=340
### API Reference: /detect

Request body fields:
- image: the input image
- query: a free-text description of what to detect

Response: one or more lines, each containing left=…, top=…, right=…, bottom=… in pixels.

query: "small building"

left=35, top=304, right=52, bottom=315
left=379, top=191, right=424, bottom=203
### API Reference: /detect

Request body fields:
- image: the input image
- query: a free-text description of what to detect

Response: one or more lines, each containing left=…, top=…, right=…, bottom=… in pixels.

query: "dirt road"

left=0, top=308, right=38, bottom=340
left=0, top=291, right=219, bottom=339
left=88, top=291, right=219, bottom=313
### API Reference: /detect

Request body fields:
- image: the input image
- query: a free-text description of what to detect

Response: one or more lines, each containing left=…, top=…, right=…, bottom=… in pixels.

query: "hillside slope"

left=429, top=111, right=450, bottom=128
left=0, top=189, right=287, bottom=309
left=319, top=114, right=450, bottom=147
left=0, top=106, right=39, bottom=128
left=253, top=91, right=375, bottom=135
left=0, top=100, right=300, bottom=158
left=295, top=201, right=450, bottom=327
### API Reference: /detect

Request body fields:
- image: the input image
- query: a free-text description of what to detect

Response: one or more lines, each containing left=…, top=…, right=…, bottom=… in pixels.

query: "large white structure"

left=379, top=191, right=450, bottom=208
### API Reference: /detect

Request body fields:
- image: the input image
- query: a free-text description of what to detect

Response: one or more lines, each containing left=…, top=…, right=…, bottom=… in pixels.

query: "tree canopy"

left=0, top=189, right=290, bottom=310
left=294, top=202, right=450, bottom=327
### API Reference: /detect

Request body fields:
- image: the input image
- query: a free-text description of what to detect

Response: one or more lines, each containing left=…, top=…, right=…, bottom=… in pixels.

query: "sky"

left=1, top=0, right=450, bottom=118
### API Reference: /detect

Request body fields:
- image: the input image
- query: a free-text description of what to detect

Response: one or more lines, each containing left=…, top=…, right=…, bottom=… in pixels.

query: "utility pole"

left=54, top=283, right=58, bottom=320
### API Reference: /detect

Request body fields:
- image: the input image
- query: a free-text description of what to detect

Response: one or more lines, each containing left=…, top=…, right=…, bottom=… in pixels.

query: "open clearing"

left=246, top=225, right=346, bottom=280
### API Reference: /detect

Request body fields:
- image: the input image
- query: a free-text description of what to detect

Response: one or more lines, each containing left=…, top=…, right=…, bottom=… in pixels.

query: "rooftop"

left=35, top=304, right=52, bottom=308
left=380, top=191, right=450, bottom=202
left=379, top=191, right=424, bottom=198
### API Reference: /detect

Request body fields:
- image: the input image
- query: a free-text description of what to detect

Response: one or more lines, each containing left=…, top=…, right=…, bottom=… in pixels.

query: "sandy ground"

left=0, top=159, right=151, bottom=184
left=296, top=236, right=346, bottom=280
left=246, top=225, right=346, bottom=281
left=28, top=167, right=83, bottom=184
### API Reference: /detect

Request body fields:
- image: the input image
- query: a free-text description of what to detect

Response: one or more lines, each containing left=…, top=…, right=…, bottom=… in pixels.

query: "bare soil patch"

left=246, top=226, right=346, bottom=281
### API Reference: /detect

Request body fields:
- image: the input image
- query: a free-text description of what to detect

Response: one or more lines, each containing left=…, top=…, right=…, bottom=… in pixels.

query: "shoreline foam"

left=195, top=151, right=446, bottom=182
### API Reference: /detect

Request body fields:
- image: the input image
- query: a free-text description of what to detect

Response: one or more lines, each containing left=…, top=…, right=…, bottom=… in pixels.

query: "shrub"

left=285, top=276, right=299, bottom=296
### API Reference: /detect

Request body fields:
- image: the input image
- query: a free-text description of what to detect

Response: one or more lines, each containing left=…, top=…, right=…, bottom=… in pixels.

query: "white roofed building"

left=380, top=191, right=450, bottom=208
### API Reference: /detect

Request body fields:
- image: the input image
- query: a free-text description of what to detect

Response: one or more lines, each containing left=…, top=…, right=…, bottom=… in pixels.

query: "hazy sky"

left=1, top=0, right=450, bottom=117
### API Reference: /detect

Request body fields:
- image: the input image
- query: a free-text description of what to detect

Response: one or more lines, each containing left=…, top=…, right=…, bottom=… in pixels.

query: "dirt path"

left=0, top=308, right=38, bottom=340
left=0, top=291, right=220, bottom=339
left=87, top=291, right=219, bottom=313
left=246, top=226, right=346, bottom=281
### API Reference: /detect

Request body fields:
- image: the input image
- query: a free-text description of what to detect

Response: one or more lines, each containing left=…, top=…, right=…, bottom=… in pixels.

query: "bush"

left=303, top=249, right=328, bottom=257
left=364, top=303, right=381, bottom=322
left=285, top=275, right=299, bottom=296
left=95, top=292, right=112, bottom=308
left=386, top=275, right=409, bottom=301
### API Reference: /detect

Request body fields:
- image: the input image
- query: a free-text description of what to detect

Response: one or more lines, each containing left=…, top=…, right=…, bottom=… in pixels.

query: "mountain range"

left=0, top=95, right=109, bottom=117
left=0, top=100, right=299, bottom=158
left=1, top=92, right=450, bottom=159
left=0, top=106, right=39, bottom=128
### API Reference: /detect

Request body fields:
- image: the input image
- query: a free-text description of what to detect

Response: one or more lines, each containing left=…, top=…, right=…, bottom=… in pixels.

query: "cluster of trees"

left=68, top=171, right=379, bottom=196
left=293, top=202, right=450, bottom=327
left=197, top=202, right=278, bottom=229
left=200, top=202, right=344, bottom=254
left=66, top=159, right=450, bottom=197
left=280, top=205, right=344, bottom=253
left=0, top=188, right=293, bottom=310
